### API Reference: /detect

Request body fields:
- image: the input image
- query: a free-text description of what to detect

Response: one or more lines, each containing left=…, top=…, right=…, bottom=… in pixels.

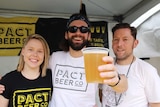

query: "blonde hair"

left=17, top=34, right=50, bottom=77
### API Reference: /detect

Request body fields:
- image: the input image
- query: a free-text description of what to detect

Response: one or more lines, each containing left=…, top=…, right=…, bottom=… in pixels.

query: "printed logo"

left=53, top=64, right=88, bottom=91
left=13, top=88, right=51, bottom=107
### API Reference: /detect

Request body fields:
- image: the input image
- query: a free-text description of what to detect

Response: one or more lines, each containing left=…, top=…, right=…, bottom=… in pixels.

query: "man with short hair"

left=101, top=23, right=160, bottom=107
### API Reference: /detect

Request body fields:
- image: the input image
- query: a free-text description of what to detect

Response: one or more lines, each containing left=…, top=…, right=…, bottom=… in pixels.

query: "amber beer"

left=82, top=47, right=109, bottom=83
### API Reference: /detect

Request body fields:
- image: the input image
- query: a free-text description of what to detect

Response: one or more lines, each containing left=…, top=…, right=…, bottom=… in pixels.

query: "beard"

left=67, top=36, right=89, bottom=51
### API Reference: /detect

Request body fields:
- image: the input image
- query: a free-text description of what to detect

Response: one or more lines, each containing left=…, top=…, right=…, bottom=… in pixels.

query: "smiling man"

left=48, top=13, right=128, bottom=107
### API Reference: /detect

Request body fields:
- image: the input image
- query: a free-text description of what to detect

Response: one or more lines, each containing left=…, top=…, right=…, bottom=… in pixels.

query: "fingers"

left=103, top=74, right=119, bottom=86
left=98, top=63, right=116, bottom=72
left=0, top=85, right=5, bottom=94
left=100, top=71, right=119, bottom=86
left=102, top=56, right=114, bottom=64
left=98, top=56, right=119, bottom=85
left=99, top=70, right=117, bottom=79
left=98, top=56, right=116, bottom=73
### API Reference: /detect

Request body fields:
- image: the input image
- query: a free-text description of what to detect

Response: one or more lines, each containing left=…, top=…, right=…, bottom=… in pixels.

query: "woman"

left=0, top=34, right=53, bottom=107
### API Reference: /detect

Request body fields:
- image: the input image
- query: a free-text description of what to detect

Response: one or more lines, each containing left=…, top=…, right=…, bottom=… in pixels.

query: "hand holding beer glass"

left=82, top=47, right=109, bottom=83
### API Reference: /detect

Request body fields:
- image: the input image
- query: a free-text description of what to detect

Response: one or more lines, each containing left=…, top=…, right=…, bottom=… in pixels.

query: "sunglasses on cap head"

left=67, top=26, right=90, bottom=33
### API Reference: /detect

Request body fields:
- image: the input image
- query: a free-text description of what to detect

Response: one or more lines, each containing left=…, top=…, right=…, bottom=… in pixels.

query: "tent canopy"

left=0, top=0, right=160, bottom=23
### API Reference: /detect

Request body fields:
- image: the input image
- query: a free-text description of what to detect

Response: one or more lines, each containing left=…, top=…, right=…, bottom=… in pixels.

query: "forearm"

left=0, top=95, right=9, bottom=107
left=111, top=74, right=128, bottom=93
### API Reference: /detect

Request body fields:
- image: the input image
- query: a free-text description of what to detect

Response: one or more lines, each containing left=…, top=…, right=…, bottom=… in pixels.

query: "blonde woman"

left=0, top=34, right=53, bottom=107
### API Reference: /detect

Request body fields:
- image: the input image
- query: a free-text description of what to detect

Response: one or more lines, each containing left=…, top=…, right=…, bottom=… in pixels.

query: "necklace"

left=114, top=56, right=134, bottom=106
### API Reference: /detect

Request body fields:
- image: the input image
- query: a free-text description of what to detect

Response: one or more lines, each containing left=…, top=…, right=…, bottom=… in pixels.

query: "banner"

left=0, top=17, right=38, bottom=56
left=0, top=17, right=108, bottom=56
left=88, top=21, right=108, bottom=48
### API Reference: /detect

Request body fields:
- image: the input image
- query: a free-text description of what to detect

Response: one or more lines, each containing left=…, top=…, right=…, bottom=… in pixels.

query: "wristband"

left=109, top=74, right=121, bottom=87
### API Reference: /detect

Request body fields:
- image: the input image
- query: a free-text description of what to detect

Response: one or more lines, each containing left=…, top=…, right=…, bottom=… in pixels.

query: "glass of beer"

left=82, top=47, right=109, bottom=83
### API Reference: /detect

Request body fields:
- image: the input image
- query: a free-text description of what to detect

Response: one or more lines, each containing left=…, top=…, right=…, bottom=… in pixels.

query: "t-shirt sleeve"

left=0, top=73, right=12, bottom=99
left=144, top=67, right=160, bottom=102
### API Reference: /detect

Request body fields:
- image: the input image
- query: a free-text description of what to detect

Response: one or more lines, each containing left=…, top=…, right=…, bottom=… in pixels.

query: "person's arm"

left=98, top=56, right=128, bottom=93
left=0, top=95, right=9, bottom=107
left=0, top=85, right=5, bottom=94
left=149, top=103, right=160, bottom=107
left=0, top=76, right=5, bottom=93
left=110, top=74, right=127, bottom=93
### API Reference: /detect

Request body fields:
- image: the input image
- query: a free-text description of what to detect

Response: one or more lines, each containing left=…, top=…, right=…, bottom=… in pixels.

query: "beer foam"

left=83, top=51, right=108, bottom=54
left=82, top=47, right=109, bottom=54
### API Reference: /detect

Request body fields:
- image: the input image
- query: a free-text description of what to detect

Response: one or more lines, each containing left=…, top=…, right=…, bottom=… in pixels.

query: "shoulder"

left=2, top=70, right=20, bottom=79
left=41, top=69, right=53, bottom=86
left=49, top=51, right=68, bottom=68
left=51, top=51, right=67, bottom=56
left=42, top=69, right=52, bottom=80
left=136, top=58, right=156, bottom=69
left=46, top=69, right=52, bottom=76
left=135, top=58, right=158, bottom=75
left=50, top=51, right=68, bottom=60
left=0, top=70, right=20, bottom=84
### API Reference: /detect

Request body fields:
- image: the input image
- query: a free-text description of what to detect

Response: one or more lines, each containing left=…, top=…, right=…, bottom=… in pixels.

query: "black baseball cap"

left=66, top=13, right=91, bottom=28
